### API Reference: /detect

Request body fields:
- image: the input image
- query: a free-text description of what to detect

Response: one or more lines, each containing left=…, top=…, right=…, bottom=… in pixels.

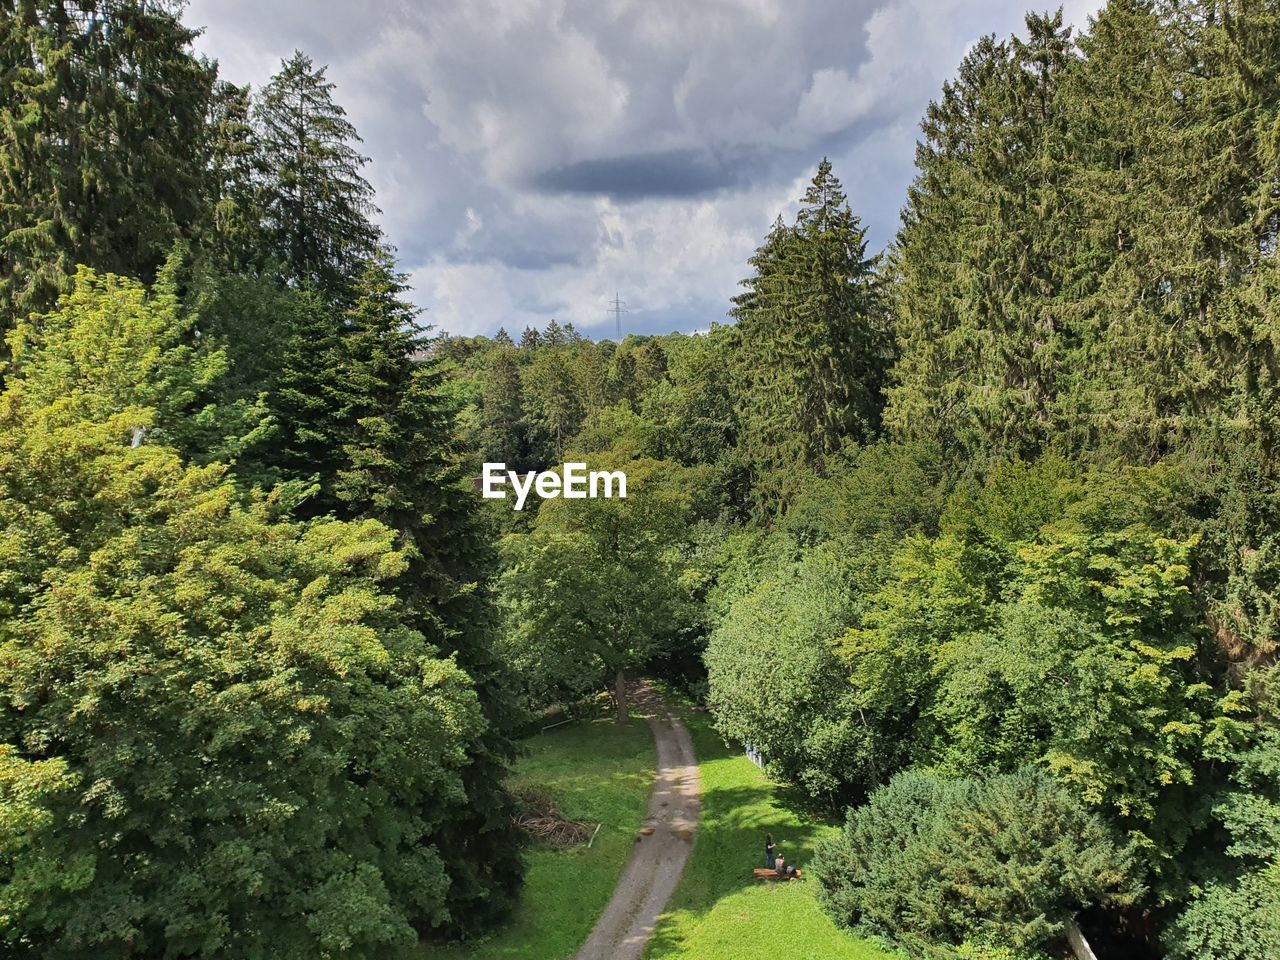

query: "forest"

left=1, top=1, right=1279, bottom=959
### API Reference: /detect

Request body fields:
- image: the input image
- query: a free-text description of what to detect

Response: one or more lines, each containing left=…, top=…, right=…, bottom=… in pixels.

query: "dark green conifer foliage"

left=542, top=318, right=566, bottom=347
left=813, top=768, right=1140, bottom=953
left=342, top=254, right=524, bottom=932
left=254, top=51, right=381, bottom=301
left=479, top=347, right=528, bottom=466
left=886, top=14, right=1077, bottom=464
left=523, top=349, right=585, bottom=460
left=265, top=289, right=347, bottom=500
left=266, top=251, right=524, bottom=932
left=0, top=0, right=216, bottom=325
left=207, top=80, right=266, bottom=271
left=732, top=160, right=888, bottom=508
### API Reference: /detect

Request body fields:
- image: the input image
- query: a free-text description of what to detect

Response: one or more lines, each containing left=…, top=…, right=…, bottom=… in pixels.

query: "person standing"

left=764, top=833, right=776, bottom=868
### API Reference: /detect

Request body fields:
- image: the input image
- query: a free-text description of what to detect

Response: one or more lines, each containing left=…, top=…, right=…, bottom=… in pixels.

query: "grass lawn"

left=428, top=717, right=655, bottom=960
left=644, top=708, right=898, bottom=960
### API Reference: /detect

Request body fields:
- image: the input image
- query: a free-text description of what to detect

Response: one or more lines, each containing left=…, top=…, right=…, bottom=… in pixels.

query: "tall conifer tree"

left=266, top=251, right=524, bottom=931
left=479, top=347, right=528, bottom=466
left=886, top=14, right=1076, bottom=464
left=0, top=0, right=215, bottom=325
left=207, top=80, right=266, bottom=271
left=254, top=51, right=381, bottom=301
left=732, top=160, right=888, bottom=508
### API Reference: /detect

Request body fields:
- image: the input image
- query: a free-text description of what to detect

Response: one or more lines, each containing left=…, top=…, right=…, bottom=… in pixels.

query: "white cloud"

left=185, top=0, right=1103, bottom=338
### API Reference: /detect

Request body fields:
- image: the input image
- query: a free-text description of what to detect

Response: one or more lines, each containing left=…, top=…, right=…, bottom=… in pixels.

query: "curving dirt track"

left=573, top=684, right=700, bottom=960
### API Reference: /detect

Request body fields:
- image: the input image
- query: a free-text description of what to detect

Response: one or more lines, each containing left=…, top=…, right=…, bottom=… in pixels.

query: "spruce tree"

left=207, top=80, right=266, bottom=271
left=479, top=347, right=528, bottom=466
left=254, top=51, right=381, bottom=301
left=542, top=317, right=567, bottom=347
left=1062, top=0, right=1280, bottom=460
left=732, top=160, right=889, bottom=508
left=265, top=289, right=347, bottom=501
left=885, top=14, right=1077, bottom=465
left=266, top=251, right=524, bottom=931
left=0, top=0, right=216, bottom=325
left=523, top=349, right=584, bottom=460
left=570, top=340, right=612, bottom=413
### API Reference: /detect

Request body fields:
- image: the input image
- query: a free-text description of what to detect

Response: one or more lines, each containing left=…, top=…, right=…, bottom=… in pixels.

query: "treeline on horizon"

left=0, top=1, right=1278, bottom=960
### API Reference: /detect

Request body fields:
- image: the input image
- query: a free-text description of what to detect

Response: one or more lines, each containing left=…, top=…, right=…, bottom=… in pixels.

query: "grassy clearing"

left=645, top=708, right=897, bottom=960
left=429, top=717, right=655, bottom=960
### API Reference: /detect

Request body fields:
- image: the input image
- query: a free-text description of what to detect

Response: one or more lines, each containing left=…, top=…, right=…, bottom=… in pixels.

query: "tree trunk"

left=1064, top=918, right=1099, bottom=960
left=614, top=669, right=629, bottom=724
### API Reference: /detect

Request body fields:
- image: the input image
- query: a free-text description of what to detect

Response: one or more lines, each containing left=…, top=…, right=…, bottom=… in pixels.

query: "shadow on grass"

left=769, top=779, right=850, bottom=828
left=640, top=711, right=866, bottom=960
left=698, top=783, right=827, bottom=866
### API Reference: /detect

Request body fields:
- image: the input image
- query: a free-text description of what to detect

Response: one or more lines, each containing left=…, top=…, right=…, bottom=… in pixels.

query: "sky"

left=185, top=0, right=1102, bottom=340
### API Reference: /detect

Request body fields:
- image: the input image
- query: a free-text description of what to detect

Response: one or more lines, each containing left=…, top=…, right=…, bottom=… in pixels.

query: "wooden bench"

left=753, top=868, right=802, bottom=881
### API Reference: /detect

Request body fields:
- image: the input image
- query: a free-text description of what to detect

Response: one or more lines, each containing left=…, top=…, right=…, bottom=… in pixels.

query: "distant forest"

left=1, top=2, right=1279, bottom=960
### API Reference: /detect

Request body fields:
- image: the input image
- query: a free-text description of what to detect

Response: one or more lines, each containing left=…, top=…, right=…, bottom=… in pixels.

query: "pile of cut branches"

left=512, top=786, right=592, bottom=847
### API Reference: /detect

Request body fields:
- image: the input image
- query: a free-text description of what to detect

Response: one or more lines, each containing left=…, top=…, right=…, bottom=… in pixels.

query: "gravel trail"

left=573, top=684, right=700, bottom=960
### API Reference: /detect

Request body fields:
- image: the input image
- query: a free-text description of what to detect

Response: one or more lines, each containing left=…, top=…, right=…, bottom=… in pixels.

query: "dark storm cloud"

left=186, top=0, right=1102, bottom=336
left=531, top=148, right=742, bottom=199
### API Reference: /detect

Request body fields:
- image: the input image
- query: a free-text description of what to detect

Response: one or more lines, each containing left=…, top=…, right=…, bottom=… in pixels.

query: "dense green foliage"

left=1164, top=667, right=1280, bottom=959
left=731, top=160, right=890, bottom=508
left=499, top=457, right=696, bottom=718
left=812, top=769, right=1139, bottom=953
left=254, top=51, right=382, bottom=297
left=0, top=271, right=495, bottom=957
left=704, top=543, right=870, bottom=798
left=447, top=5, right=1280, bottom=957
left=0, top=0, right=216, bottom=323
left=6, top=0, right=1280, bottom=957
left=0, top=4, right=520, bottom=954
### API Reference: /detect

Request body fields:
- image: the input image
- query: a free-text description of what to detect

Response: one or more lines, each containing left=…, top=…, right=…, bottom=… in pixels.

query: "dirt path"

left=574, top=683, right=700, bottom=960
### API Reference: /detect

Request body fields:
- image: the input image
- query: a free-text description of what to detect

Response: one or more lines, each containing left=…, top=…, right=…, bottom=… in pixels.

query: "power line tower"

left=609, top=292, right=627, bottom=342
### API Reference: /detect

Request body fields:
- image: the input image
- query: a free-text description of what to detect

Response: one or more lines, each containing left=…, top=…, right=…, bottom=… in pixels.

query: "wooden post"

left=614, top=670, right=629, bottom=724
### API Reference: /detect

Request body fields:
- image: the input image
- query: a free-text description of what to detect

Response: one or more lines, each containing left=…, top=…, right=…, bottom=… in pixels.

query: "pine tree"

left=543, top=318, right=567, bottom=347
left=492, top=326, right=514, bottom=347
left=254, top=51, right=381, bottom=301
left=480, top=347, right=528, bottom=466
left=885, top=15, right=1077, bottom=465
left=0, top=0, right=216, bottom=326
left=732, top=160, right=889, bottom=508
left=519, top=325, right=542, bottom=349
